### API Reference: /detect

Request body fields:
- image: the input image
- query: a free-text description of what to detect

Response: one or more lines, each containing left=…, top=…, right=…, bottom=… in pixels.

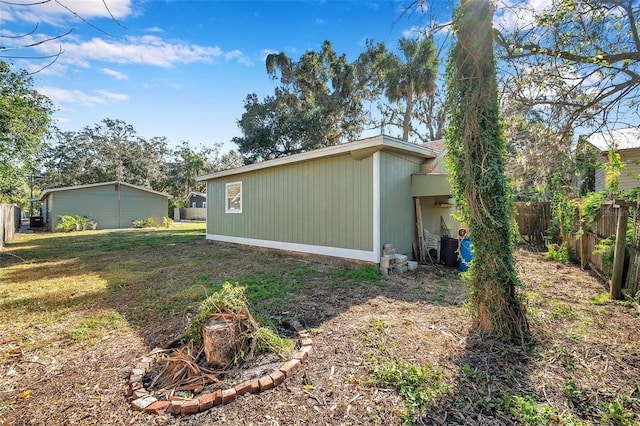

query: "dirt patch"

left=1, top=238, right=639, bottom=425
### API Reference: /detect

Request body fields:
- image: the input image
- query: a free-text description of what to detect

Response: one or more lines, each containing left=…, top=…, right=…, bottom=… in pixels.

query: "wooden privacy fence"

left=174, top=207, right=206, bottom=221
left=565, top=201, right=640, bottom=299
left=514, top=202, right=551, bottom=243
left=513, top=200, right=640, bottom=298
left=0, top=204, right=21, bottom=250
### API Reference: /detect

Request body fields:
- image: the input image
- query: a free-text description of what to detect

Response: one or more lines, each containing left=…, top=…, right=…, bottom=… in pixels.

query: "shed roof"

left=197, top=134, right=435, bottom=182
left=586, top=127, right=640, bottom=152
left=37, top=181, right=171, bottom=202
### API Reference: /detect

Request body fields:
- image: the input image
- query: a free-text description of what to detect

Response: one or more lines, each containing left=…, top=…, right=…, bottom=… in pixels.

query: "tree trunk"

left=202, top=314, right=250, bottom=368
left=445, top=0, right=529, bottom=341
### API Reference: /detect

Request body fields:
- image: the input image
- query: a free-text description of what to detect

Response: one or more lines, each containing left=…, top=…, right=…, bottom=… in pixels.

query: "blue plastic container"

left=459, top=238, right=472, bottom=271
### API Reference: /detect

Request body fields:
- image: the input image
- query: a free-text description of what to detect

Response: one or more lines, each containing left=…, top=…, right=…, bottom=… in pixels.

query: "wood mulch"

left=1, top=246, right=639, bottom=425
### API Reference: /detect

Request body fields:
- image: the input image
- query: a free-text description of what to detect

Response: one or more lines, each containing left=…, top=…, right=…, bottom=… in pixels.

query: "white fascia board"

left=38, top=181, right=171, bottom=201
left=205, top=234, right=378, bottom=263
left=197, top=135, right=434, bottom=182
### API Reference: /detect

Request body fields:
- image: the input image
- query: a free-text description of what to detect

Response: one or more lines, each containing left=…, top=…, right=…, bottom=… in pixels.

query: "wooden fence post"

left=415, top=197, right=425, bottom=262
left=610, top=201, right=630, bottom=300
left=580, top=221, right=589, bottom=270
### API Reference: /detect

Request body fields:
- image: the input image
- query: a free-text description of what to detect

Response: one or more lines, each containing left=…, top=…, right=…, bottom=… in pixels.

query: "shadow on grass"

left=1, top=225, right=538, bottom=425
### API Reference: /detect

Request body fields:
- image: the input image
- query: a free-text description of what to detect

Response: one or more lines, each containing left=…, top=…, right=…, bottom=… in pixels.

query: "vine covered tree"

left=446, top=0, right=529, bottom=341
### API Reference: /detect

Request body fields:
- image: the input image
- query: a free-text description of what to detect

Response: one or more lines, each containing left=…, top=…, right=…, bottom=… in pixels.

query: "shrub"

left=131, top=217, right=157, bottom=228
left=546, top=243, right=571, bottom=264
left=162, top=216, right=173, bottom=228
left=56, top=215, right=91, bottom=232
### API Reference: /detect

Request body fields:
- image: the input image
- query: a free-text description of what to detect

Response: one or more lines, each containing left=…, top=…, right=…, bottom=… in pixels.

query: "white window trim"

left=225, top=181, right=242, bottom=214
left=202, top=201, right=207, bottom=209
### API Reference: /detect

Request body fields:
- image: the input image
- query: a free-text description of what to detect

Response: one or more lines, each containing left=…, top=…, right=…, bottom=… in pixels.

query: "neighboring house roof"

left=421, top=138, right=447, bottom=154
left=37, top=181, right=171, bottom=201
left=197, top=134, right=435, bottom=182
left=185, top=191, right=206, bottom=204
left=586, top=127, right=640, bottom=152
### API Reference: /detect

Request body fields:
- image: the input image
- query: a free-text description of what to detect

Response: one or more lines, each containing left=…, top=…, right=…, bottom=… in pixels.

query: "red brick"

left=127, top=381, right=143, bottom=396
left=300, top=344, right=313, bottom=357
left=198, top=390, right=220, bottom=411
left=300, top=337, right=313, bottom=346
left=167, top=400, right=184, bottom=415
left=132, top=388, right=149, bottom=399
left=145, top=400, right=170, bottom=414
left=258, top=375, right=274, bottom=391
left=279, top=358, right=301, bottom=378
left=249, top=378, right=260, bottom=394
left=234, top=380, right=252, bottom=396
left=136, top=361, right=151, bottom=371
left=180, top=399, right=199, bottom=416
left=131, top=395, right=157, bottom=411
left=221, top=388, right=237, bottom=404
left=130, top=368, right=145, bottom=376
left=292, top=350, right=308, bottom=363
left=270, top=370, right=285, bottom=386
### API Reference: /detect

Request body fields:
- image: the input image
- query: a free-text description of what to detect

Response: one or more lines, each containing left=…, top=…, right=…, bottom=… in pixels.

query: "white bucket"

left=407, top=261, right=418, bottom=270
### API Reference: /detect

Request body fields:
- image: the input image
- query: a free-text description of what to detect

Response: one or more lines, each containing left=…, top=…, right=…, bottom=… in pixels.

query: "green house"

left=37, top=181, right=170, bottom=231
left=197, top=135, right=458, bottom=263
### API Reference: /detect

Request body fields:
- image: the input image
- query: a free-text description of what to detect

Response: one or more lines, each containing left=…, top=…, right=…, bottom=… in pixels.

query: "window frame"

left=225, top=181, right=242, bottom=214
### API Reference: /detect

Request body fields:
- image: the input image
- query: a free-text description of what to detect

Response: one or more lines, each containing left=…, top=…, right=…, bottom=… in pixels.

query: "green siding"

left=379, top=151, right=423, bottom=258
left=419, top=196, right=461, bottom=238
left=206, top=153, right=374, bottom=251
left=411, top=173, right=451, bottom=197
left=48, top=184, right=167, bottom=230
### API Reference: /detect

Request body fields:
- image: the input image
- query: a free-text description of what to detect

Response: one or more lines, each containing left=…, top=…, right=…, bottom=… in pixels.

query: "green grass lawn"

left=0, top=223, right=377, bottom=353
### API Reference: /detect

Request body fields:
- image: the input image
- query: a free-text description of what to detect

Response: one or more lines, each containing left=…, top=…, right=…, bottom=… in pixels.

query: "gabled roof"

left=185, top=191, right=206, bottom=202
left=37, top=181, right=171, bottom=201
left=197, top=134, right=435, bottom=182
left=586, top=127, right=640, bottom=152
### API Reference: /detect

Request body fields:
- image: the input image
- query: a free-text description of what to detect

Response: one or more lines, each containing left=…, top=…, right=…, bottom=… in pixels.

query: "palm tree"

left=384, top=37, right=439, bottom=142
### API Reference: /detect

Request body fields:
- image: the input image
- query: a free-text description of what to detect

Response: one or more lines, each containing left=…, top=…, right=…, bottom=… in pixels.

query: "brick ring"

left=129, top=324, right=312, bottom=416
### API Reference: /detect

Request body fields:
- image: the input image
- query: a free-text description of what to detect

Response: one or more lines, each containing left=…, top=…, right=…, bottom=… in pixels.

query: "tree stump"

left=202, top=314, right=249, bottom=368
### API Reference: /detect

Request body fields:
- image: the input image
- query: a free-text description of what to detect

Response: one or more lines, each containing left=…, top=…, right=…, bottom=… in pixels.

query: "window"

left=191, top=202, right=197, bottom=208
left=225, top=181, right=242, bottom=213
left=202, top=201, right=207, bottom=209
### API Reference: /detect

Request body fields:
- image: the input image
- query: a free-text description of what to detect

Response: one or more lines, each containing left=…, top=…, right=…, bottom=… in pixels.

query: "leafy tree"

left=383, top=37, right=439, bottom=141
left=234, top=40, right=389, bottom=161
left=495, top=0, right=640, bottom=128
left=502, top=106, right=575, bottom=200
left=232, top=93, right=311, bottom=163
left=446, top=0, right=529, bottom=341
left=41, top=119, right=170, bottom=190
left=0, top=60, right=53, bottom=205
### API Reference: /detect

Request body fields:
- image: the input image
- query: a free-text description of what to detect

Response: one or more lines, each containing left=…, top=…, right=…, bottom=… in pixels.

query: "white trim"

left=205, top=233, right=378, bottom=263
left=372, top=151, right=381, bottom=261
left=38, top=180, right=171, bottom=201
left=225, top=181, right=242, bottom=213
left=197, top=134, right=434, bottom=182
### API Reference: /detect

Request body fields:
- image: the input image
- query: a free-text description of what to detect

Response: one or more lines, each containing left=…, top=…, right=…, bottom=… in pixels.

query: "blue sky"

left=1, top=0, right=457, bottom=153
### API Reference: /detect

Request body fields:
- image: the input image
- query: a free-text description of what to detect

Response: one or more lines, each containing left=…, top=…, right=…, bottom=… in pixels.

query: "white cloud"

left=29, top=34, right=226, bottom=68
left=100, top=68, right=128, bottom=80
left=96, top=89, right=129, bottom=101
left=37, top=86, right=127, bottom=107
left=225, top=49, right=253, bottom=66
left=1, top=0, right=133, bottom=26
left=495, top=0, right=553, bottom=31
